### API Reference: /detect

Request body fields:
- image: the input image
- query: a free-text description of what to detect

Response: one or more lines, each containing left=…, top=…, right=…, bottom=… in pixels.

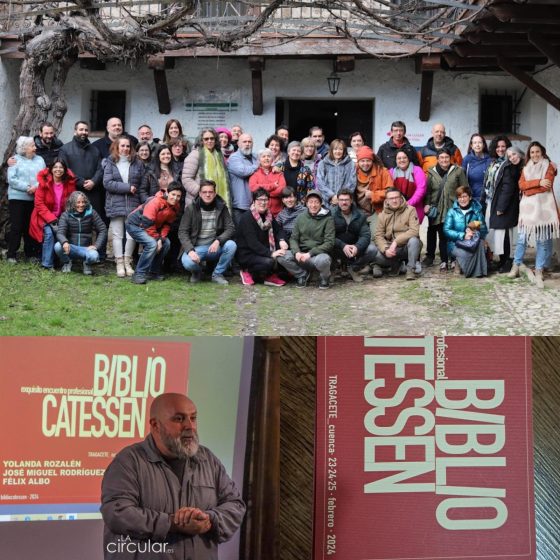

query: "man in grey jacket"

left=101, top=393, right=245, bottom=559
left=227, top=133, right=259, bottom=227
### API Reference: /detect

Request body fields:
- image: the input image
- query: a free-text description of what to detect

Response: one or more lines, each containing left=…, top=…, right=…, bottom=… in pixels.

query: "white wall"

left=0, top=59, right=22, bottom=157
left=539, top=66, right=560, bottom=171
left=2, top=57, right=559, bottom=161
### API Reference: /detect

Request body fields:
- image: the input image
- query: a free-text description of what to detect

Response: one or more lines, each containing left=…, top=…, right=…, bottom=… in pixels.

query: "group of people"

left=5, top=116, right=559, bottom=288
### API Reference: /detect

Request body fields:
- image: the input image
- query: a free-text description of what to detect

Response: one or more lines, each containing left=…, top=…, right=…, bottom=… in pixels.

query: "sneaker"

left=399, top=262, right=407, bottom=274
left=7, top=258, right=17, bottom=264
left=190, top=271, right=202, bottom=283
left=319, top=277, right=330, bottom=289
left=414, top=261, right=422, bottom=274
left=372, top=264, right=383, bottom=278
left=422, top=256, right=434, bottom=267
left=240, top=270, right=255, bottom=286
left=61, top=262, right=72, bottom=273
left=348, top=267, right=364, bottom=283
left=83, top=262, right=93, bottom=275
left=453, top=261, right=462, bottom=276
left=439, top=262, right=448, bottom=272
left=406, top=268, right=416, bottom=281
left=211, top=274, right=229, bottom=285
left=296, top=273, right=309, bottom=288
left=131, top=273, right=147, bottom=284
left=148, top=272, right=166, bottom=281
left=264, top=273, right=286, bottom=287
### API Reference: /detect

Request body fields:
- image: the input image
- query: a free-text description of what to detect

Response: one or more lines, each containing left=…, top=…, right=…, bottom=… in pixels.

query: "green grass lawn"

left=0, top=259, right=544, bottom=335
left=0, top=261, right=245, bottom=335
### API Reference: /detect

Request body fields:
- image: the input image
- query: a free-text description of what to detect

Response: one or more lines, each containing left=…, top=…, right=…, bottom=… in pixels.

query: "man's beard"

left=160, top=425, right=200, bottom=459
left=240, top=146, right=253, bottom=156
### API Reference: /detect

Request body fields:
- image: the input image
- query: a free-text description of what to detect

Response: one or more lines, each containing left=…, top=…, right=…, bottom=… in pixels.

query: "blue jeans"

left=126, top=223, right=170, bottom=276
left=513, top=232, right=552, bottom=270
left=181, top=240, right=237, bottom=276
left=54, top=242, right=99, bottom=264
left=42, top=224, right=56, bottom=268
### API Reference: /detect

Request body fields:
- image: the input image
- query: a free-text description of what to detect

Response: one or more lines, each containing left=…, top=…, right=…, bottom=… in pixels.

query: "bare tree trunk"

left=0, top=31, right=75, bottom=248
left=50, top=50, right=79, bottom=131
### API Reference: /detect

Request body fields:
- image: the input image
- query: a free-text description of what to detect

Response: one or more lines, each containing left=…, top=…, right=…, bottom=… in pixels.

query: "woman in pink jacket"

left=389, top=150, right=427, bottom=223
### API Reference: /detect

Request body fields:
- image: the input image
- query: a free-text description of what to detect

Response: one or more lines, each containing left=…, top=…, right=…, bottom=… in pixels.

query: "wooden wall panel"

left=532, top=337, right=560, bottom=559
left=278, top=337, right=560, bottom=560
left=280, top=337, right=316, bottom=560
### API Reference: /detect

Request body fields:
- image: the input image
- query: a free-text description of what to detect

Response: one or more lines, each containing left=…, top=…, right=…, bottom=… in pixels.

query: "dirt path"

left=244, top=268, right=560, bottom=335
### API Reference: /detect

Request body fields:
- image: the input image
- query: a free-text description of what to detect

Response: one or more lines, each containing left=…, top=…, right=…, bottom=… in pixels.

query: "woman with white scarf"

left=508, top=141, right=559, bottom=288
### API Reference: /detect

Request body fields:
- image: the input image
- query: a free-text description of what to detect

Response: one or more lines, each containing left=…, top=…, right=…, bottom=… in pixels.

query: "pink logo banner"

left=314, top=336, right=535, bottom=560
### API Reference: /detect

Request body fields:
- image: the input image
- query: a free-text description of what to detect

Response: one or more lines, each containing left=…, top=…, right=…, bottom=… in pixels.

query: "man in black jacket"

left=59, top=121, right=104, bottom=213
left=377, top=120, right=420, bottom=169
left=178, top=180, right=237, bottom=285
left=92, top=117, right=138, bottom=158
left=59, top=121, right=106, bottom=257
left=332, top=189, right=378, bottom=282
left=33, top=122, right=63, bottom=165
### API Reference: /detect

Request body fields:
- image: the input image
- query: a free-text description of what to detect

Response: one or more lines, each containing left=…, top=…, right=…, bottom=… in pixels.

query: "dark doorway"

left=276, top=98, right=374, bottom=146
left=90, top=90, right=127, bottom=132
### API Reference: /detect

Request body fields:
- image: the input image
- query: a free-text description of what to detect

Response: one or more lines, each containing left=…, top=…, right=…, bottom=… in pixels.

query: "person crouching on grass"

left=54, top=191, right=107, bottom=275
left=125, top=182, right=182, bottom=284
left=236, top=188, right=288, bottom=286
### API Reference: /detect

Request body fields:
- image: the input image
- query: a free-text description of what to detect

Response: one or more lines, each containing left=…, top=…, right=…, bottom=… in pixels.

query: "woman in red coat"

left=29, top=159, right=76, bottom=269
left=249, top=148, right=286, bottom=217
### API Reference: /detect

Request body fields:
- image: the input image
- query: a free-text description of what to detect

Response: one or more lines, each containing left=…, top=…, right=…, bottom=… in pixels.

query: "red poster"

left=0, top=337, right=190, bottom=509
left=314, top=337, right=535, bottom=560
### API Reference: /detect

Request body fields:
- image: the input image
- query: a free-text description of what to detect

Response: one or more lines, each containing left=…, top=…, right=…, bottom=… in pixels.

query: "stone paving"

left=241, top=264, right=560, bottom=336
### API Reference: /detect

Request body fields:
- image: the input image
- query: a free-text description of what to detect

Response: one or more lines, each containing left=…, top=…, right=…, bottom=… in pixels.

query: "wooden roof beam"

left=491, top=4, right=560, bottom=24
left=249, top=56, right=264, bottom=116
left=419, top=71, right=433, bottom=122
left=453, top=43, right=544, bottom=58
left=443, top=52, right=546, bottom=68
left=415, top=54, right=441, bottom=73
left=464, top=31, right=560, bottom=45
left=528, top=30, right=560, bottom=68
left=498, top=56, right=560, bottom=112
left=480, top=20, right=560, bottom=33
left=511, top=0, right=560, bottom=4
left=334, top=55, right=355, bottom=73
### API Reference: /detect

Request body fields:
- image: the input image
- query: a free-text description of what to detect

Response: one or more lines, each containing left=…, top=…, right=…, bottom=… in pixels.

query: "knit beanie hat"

left=215, top=127, right=232, bottom=141
left=356, top=146, right=374, bottom=161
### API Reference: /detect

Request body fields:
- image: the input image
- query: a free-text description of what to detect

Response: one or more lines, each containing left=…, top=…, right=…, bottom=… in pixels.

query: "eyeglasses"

left=202, top=136, right=215, bottom=141
left=256, top=198, right=269, bottom=202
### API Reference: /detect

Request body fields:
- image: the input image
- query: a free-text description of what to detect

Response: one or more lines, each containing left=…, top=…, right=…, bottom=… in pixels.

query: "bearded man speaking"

left=101, top=393, right=245, bottom=559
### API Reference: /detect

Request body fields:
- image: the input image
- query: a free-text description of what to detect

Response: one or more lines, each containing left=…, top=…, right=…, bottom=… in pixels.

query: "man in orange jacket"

left=126, top=183, right=182, bottom=284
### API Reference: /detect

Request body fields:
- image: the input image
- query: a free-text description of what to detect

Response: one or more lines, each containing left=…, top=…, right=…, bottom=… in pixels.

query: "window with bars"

left=90, top=90, right=127, bottom=133
left=480, top=92, right=519, bottom=135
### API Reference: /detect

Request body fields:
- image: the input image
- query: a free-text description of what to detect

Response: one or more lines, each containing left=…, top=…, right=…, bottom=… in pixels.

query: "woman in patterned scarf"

left=508, top=141, right=559, bottom=288
left=181, top=127, right=230, bottom=209
left=235, top=188, right=288, bottom=287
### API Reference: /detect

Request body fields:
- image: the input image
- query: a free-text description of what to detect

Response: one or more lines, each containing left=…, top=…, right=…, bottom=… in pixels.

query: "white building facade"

left=1, top=56, right=559, bottom=166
